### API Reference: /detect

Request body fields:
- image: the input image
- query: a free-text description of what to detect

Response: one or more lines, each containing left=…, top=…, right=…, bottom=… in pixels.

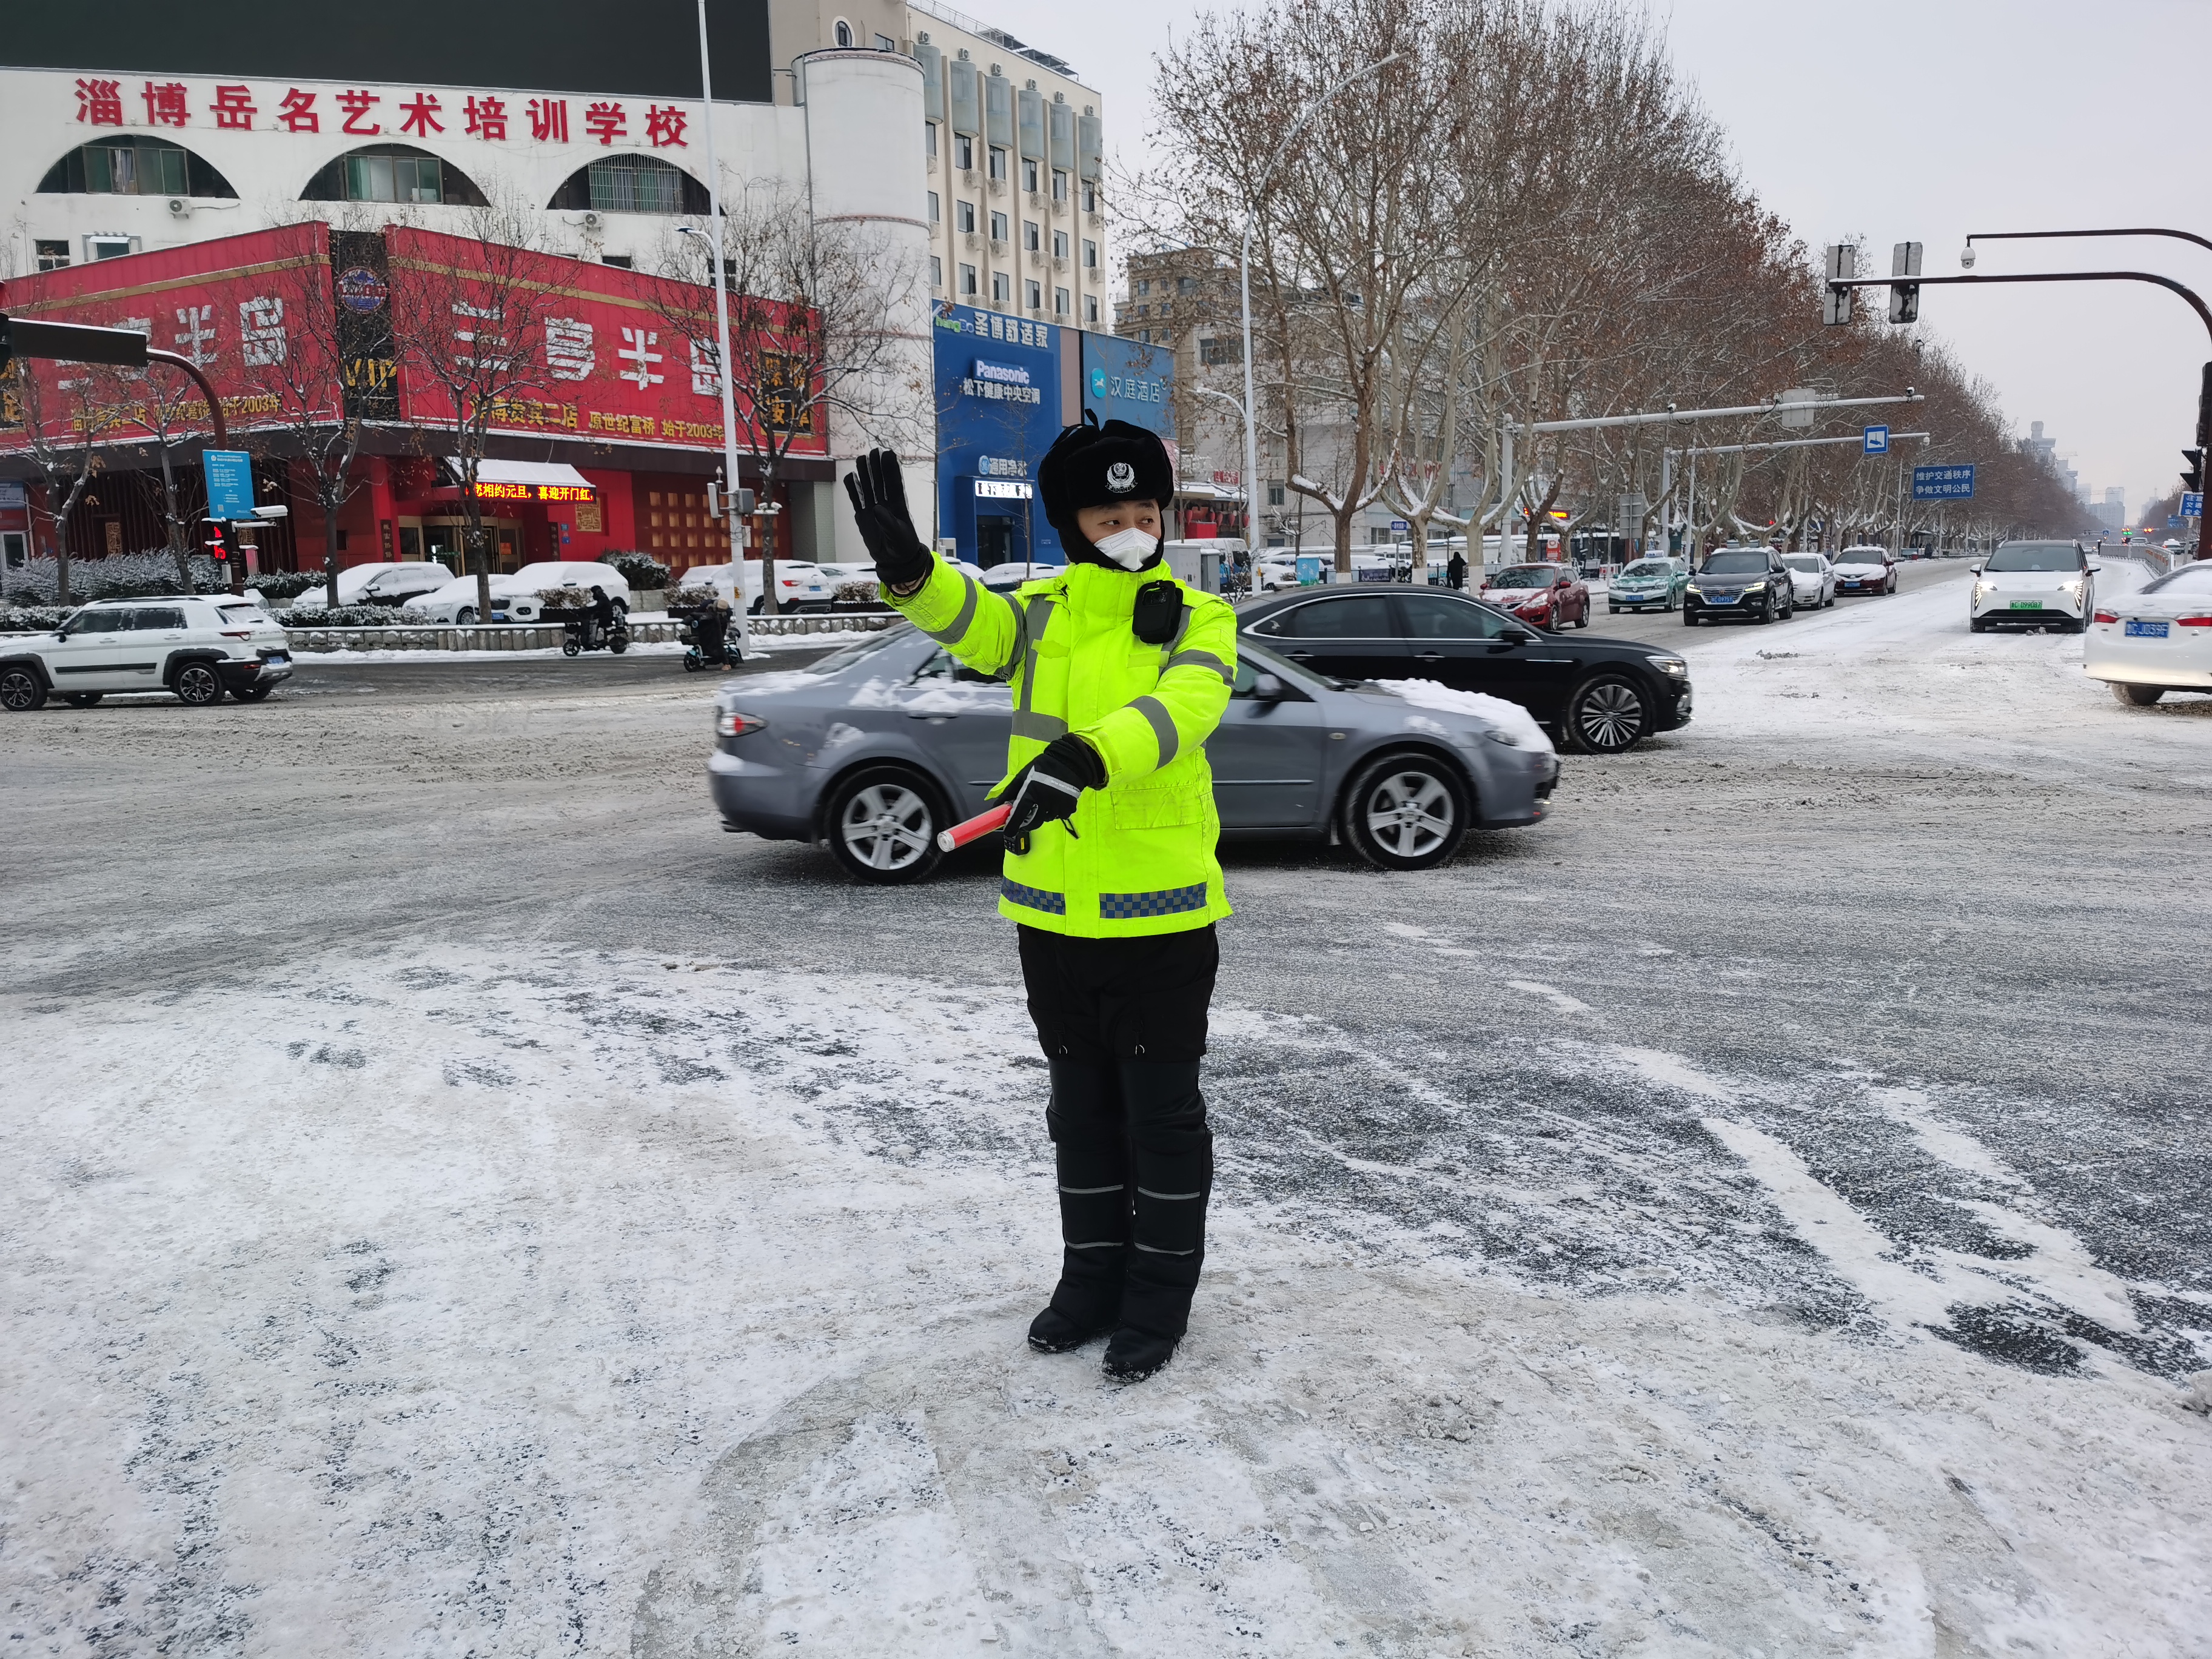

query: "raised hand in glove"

left=843, top=448, right=934, bottom=591
left=990, top=733, right=1107, bottom=850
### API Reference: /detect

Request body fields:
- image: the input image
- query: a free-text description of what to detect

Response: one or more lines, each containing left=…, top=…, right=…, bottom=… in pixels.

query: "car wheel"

left=233, top=683, right=274, bottom=702
left=1563, top=674, right=1649, bottom=754
left=174, top=662, right=226, bottom=706
left=64, top=692, right=104, bottom=708
left=456, top=607, right=477, bottom=626
left=2112, top=682, right=2165, bottom=707
left=824, top=766, right=947, bottom=884
left=1755, top=595, right=1775, bottom=625
left=1, top=668, right=50, bottom=711
left=1609, top=605, right=1620, bottom=614
left=1968, top=615, right=1989, bottom=633
left=1341, top=753, right=1468, bottom=871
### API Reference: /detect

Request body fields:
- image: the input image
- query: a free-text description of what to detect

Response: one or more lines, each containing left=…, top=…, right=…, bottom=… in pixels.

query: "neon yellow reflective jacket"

left=886, top=555, right=1238, bottom=938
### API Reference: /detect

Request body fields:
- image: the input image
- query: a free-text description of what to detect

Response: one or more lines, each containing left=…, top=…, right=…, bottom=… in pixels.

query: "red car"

left=1480, top=562, right=1592, bottom=630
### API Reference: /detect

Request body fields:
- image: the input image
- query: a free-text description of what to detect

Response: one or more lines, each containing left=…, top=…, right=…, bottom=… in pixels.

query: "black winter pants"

left=1017, top=923, right=1218, bottom=1341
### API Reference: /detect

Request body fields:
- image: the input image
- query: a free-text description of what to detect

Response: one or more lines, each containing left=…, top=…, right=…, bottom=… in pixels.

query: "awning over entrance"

left=444, top=459, right=598, bottom=501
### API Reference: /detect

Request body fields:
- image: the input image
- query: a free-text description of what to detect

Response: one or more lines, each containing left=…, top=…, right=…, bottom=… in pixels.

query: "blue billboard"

left=1082, top=333, right=1175, bottom=457
left=1912, top=463, right=1976, bottom=501
left=933, top=303, right=1067, bottom=568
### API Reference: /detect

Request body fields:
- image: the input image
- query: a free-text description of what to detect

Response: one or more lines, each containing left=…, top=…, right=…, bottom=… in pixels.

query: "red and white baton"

left=936, top=802, right=1012, bottom=853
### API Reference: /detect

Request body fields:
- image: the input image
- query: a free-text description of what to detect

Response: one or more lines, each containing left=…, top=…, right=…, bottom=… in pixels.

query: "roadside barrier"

left=268, top=612, right=901, bottom=653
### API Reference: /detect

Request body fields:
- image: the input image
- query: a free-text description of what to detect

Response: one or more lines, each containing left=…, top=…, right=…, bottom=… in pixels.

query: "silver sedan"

left=708, top=623, right=1560, bottom=881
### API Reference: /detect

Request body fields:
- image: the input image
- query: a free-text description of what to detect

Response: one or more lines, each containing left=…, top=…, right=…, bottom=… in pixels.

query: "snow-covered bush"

left=598, top=551, right=668, bottom=590
left=278, top=605, right=406, bottom=628
left=537, top=585, right=591, bottom=611
left=249, top=570, right=327, bottom=601
left=834, top=579, right=880, bottom=605
left=0, top=549, right=228, bottom=603
left=0, top=606, right=69, bottom=632
left=665, top=584, right=717, bottom=610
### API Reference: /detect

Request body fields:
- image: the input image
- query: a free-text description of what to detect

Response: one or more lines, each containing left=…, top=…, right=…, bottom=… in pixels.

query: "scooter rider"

left=695, top=597, right=732, bottom=665
left=845, top=415, right=1238, bottom=1383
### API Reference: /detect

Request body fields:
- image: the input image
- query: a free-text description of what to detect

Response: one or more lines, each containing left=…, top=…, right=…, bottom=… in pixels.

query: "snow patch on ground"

left=5, top=946, right=2210, bottom=1656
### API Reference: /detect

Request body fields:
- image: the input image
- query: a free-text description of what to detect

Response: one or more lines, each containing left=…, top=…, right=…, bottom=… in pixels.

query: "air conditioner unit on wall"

left=166, top=197, right=189, bottom=218
left=581, top=212, right=604, bottom=232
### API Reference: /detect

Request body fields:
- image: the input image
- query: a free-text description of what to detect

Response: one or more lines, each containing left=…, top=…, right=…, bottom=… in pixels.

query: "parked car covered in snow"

left=324, top=560, right=455, bottom=608
left=402, top=562, right=631, bottom=625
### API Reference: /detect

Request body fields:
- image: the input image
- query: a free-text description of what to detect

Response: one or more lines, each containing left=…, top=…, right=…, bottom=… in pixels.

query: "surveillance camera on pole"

left=1822, top=245, right=1857, bottom=326
left=1889, top=242, right=1923, bottom=324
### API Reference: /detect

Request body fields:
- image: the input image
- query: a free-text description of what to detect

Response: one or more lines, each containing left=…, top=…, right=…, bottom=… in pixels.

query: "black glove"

left=843, top=448, right=934, bottom=589
left=991, top=733, right=1107, bottom=849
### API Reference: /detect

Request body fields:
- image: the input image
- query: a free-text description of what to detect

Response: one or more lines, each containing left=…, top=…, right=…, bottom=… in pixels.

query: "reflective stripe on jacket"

left=887, top=556, right=1238, bottom=938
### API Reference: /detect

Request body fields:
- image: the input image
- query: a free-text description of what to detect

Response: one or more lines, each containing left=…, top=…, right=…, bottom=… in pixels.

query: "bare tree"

left=654, top=181, right=927, bottom=613
left=10, top=360, right=129, bottom=606
left=239, top=221, right=374, bottom=607
left=387, top=195, right=557, bottom=623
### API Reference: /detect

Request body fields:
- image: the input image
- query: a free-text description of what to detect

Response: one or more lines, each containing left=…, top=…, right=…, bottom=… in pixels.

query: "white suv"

left=0, top=595, right=293, bottom=710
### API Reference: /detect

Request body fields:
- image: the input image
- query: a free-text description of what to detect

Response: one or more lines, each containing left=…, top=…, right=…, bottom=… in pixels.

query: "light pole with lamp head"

left=686, top=0, right=754, bottom=643
left=1238, top=55, right=1403, bottom=569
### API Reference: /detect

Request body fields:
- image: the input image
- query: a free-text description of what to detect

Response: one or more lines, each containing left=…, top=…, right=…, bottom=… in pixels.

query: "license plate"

left=2126, top=619, right=2170, bottom=638
left=2009, top=601, right=2041, bottom=611
left=1706, top=594, right=1737, bottom=604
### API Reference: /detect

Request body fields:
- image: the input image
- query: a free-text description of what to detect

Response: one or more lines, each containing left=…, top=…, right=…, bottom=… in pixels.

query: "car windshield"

left=1783, top=557, right=1824, bottom=573
left=1985, top=543, right=2082, bottom=572
left=1701, top=551, right=1769, bottom=574
left=2140, top=563, right=2212, bottom=595
left=1490, top=565, right=1560, bottom=588
left=807, top=625, right=914, bottom=675
left=1619, top=561, right=1671, bottom=579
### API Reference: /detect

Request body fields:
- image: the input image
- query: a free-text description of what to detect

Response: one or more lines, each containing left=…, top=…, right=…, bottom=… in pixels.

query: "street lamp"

left=1238, top=54, right=1402, bottom=569
left=688, top=0, right=754, bottom=641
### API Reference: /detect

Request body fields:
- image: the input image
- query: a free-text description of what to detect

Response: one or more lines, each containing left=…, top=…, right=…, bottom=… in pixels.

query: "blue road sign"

left=1863, top=424, right=1890, bottom=455
left=1912, top=463, right=1975, bottom=501
left=2182, top=491, right=2204, bottom=517
left=201, top=450, right=256, bottom=521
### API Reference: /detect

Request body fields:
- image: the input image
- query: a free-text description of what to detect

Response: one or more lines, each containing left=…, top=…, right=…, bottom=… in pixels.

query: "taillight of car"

left=717, top=710, right=767, bottom=737
left=2178, top=615, right=2212, bottom=628
left=2092, top=610, right=2119, bottom=624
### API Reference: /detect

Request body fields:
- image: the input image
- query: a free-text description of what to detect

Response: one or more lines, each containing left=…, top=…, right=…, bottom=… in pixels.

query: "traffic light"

left=705, top=482, right=757, bottom=520
left=2182, top=449, right=2204, bottom=493
left=1888, top=241, right=1923, bottom=324
left=1822, top=245, right=1857, bottom=326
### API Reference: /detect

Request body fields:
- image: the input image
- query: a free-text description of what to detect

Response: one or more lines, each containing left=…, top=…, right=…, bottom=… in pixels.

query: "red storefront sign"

left=1, top=222, right=821, bottom=460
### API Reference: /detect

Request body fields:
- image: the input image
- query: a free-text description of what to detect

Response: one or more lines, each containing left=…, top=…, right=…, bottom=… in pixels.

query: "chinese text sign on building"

left=1911, top=463, right=1976, bottom=500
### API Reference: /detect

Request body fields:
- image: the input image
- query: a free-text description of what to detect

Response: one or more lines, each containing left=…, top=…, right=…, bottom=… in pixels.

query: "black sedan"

left=1236, top=588, right=1691, bottom=754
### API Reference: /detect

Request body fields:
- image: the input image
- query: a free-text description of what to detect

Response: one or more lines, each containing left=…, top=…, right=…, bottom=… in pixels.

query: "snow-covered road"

left=4, top=561, right=2210, bottom=1657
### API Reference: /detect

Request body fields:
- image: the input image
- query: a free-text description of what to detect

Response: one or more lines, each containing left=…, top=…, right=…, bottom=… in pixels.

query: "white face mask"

left=1091, top=526, right=1160, bottom=570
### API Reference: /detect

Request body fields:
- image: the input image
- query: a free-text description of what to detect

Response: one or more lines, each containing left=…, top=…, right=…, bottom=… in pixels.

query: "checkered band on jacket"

left=1001, top=879, right=1067, bottom=916
left=1098, top=885, right=1210, bottom=920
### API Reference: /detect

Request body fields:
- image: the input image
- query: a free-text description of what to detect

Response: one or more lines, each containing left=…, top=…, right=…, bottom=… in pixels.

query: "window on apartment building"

left=834, top=19, right=853, bottom=46
left=1138, top=329, right=1151, bottom=344
left=1085, top=295, right=1099, bottom=323
left=931, top=254, right=943, bottom=289
left=926, top=122, right=938, bottom=158
left=1025, top=278, right=1042, bottom=309
left=39, top=134, right=236, bottom=199
left=960, top=263, right=978, bottom=295
left=1178, top=276, right=1196, bottom=293
left=927, top=190, right=940, bottom=224
left=988, top=146, right=1007, bottom=181
left=1136, top=278, right=1150, bottom=296
left=1082, top=181, right=1098, bottom=213
left=875, top=33, right=895, bottom=50
left=989, top=210, right=1008, bottom=242
left=954, top=133, right=974, bottom=170
left=1024, top=220, right=1039, bottom=252
left=1054, top=286, right=1070, bottom=316
left=956, top=199, right=976, bottom=233
left=1052, top=169, right=1068, bottom=203
left=1134, top=303, right=1149, bottom=317
left=1085, top=240, right=1099, bottom=270
left=1052, top=229, right=1068, bottom=260
left=1199, top=337, right=1242, bottom=366
left=35, top=240, right=70, bottom=272
left=1268, top=482, right=1286, bottom=506
left=991, top=271, right=1011, bottom=304
left=1023, top=158, right=1039, bottom=192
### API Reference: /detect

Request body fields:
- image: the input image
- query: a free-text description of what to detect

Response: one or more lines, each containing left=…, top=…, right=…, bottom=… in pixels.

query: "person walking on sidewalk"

left=845, top=414, right=1238, bottom=1384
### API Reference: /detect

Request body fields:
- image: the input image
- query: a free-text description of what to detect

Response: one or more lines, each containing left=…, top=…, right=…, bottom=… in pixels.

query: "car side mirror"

left=1250, top=671, right=1288, bottom=702
left=1968, top=564, right=1983, bottom=575
left=2086, top=561, right=2103, bottom=573
left=1500, top=626, right=1536, bottom=645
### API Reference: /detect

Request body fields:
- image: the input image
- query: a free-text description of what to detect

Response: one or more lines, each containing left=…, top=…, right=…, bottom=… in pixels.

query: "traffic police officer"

left=845, top=415, right=1238, bottom=1382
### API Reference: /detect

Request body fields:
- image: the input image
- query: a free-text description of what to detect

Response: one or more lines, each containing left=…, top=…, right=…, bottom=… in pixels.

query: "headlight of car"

left=1742, top=580, right=1766, bottom=592
left=1685, top=585, right=1704, bottom=598
left=1648, top=654, right=1688, bottom=678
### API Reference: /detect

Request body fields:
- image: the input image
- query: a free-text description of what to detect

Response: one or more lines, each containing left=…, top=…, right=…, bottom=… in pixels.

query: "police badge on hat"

left=1106, top=461, right=1136, bottom=495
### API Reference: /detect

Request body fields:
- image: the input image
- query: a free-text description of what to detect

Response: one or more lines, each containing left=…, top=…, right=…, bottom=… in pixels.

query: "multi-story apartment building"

left=908, top=0, right=1105, bottom=333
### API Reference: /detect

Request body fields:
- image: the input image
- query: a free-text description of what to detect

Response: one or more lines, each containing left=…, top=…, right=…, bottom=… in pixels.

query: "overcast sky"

left=971, top=0, right=2211, bottom=520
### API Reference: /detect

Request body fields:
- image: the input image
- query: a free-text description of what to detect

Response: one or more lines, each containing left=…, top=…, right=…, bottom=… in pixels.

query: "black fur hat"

left=1038, top=412, right=1175, bottom=555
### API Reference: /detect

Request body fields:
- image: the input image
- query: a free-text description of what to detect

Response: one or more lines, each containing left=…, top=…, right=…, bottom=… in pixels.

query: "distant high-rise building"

left=2096, top=486, right=2127, bottom=531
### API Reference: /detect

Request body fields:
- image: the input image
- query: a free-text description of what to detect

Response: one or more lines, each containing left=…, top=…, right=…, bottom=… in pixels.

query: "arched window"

left=548, top=155, right=711, bottom=215
left=301, top=145, right=488, bottom=206
left=39, top=136, right=236, bottom=198
left=834, top=18, right=854, bottom=45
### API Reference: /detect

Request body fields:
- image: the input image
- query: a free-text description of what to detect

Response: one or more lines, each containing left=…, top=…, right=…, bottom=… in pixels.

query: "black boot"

left=1042, top=1058, right=1129, bottom=1332
left=1028, top=1305, right=1113, bottom=1353
left=1102, top=1326, right=1179, bottom=1383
